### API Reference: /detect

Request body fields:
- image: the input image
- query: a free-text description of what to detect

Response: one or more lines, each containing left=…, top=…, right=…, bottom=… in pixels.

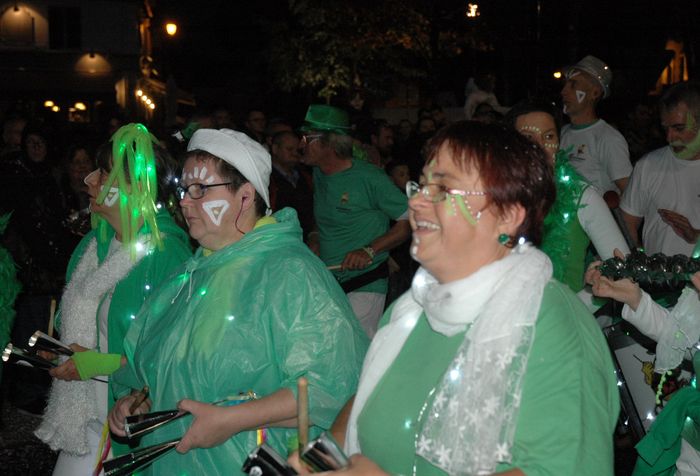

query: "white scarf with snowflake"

left=35, top=236, right=149, bottom=455
left=345, top=243, right=551, bottom=475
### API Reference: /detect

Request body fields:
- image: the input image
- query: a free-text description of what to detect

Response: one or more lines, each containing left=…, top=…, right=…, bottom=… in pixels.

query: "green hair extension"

left=540, top=147, right=588, bottom=282
left=92, top=123, right=163, bottom=258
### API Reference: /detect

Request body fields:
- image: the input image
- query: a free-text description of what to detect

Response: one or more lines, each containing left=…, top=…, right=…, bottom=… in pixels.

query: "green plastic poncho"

left=113, top=208, right=368, bottom=475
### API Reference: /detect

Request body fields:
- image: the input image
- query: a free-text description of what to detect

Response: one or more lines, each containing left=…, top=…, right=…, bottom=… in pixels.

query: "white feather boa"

left=35, top=236, right=149, bottom=455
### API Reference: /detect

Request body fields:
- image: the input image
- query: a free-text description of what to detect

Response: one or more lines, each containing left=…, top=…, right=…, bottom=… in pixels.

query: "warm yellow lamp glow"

left=165, top=23, right=177, bottom=36
left=136, top=89, right=143, bottom=97
left=466, top=3, right=479, bottom=18
left=51, top=105, right=60, bottom=112
left=74, top=102, right=87, bottom=111
left=553, top=71, right=562, bottom=79
left=149, top=103, right=156, bottom=110
left=44, top=100, right=54, bottom=108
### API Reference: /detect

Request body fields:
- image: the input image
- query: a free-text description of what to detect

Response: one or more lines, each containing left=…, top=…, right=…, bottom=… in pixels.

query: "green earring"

left=498, top=233, right=510, bottom=246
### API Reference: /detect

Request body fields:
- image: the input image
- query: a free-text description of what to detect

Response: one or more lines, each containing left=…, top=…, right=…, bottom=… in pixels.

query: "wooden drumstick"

left=48, top=298, right=56, bottom=337
left=297, top=376, right=309, bottom=452
left=129, top=386, right=150, bottom=414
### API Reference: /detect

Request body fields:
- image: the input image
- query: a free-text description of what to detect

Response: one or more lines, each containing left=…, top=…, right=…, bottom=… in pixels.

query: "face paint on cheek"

left=455, top=195, right=479, bottom=226
left=446, top=196, right=457, bottom=216
left=202, top=199, right=231, bottom=226
left=101, top=186, right=120, bottom=207
left=575, top=90, right=586, bottom=104
left=410, top=235, right=421, bottom=260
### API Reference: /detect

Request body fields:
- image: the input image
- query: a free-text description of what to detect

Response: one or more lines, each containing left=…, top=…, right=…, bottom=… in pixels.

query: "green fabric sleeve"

left=71, top=350, right=122, bottom=380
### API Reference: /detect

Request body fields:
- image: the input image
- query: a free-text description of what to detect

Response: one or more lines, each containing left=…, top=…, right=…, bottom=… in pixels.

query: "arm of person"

left=175, top=388, right=297, bottom=453
left=658, top=209, right=700, bottom=244
left=341, top=219, right=410, bottom=270
left=620, top=210, right=643, bottom=250
left=614, top=177, right=629, bottom=194
left=578, top=187, right=630, bottom=259
left=586, top=258, right=670, bottom=341
left=48, top=344, right=125, bottom=381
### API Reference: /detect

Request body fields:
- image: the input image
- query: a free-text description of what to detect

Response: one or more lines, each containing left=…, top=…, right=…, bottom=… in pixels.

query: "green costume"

left=113, top=208, right=368, bottom=475
left=0, top=213, right=21, bottom=384
left=357, top=281, right=619, bottom=475
left=540, top=150, right=590, bottom=292
left=37, top=210, right=191, bottom=457
left=313, top=160, right=408, bottom=293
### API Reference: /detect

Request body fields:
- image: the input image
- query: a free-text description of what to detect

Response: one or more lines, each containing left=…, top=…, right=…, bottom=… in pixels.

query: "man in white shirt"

left=560, top=55, right=632, bottom=195
left=620, top=82, right=700, bottom=256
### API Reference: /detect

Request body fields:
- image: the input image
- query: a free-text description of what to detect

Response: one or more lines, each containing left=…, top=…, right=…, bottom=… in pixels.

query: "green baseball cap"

left=300, top=104, right=351, bottom=135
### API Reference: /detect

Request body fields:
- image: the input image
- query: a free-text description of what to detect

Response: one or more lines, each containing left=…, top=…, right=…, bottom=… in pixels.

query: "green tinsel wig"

left=92, top=123, right=163, bottom=257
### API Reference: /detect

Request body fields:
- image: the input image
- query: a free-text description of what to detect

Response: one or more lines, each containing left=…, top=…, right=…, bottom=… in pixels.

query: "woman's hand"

left=176, top=399, right=238, bottom=453
left=586, top=261, right=642, bottom=311
left=47, top=343, right=89, bottom=381
left=288, top=453, right=387, bottom=476
left=691, top=272, right=700, bottom=292
left=108, top=393, right=152, bottom=437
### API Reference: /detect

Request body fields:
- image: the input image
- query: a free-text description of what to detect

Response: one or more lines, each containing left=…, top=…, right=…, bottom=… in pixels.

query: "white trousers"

left=52, top=422, right=105, bottom=476
left=347, top=292, right=386, bottom=339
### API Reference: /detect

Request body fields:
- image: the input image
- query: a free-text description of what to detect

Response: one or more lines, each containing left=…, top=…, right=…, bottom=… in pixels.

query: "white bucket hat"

left=187, top=128, right=271, bottom=210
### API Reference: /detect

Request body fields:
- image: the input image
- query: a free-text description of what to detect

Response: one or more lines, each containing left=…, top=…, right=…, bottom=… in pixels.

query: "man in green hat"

left=301, top=104, right=410, bottom=338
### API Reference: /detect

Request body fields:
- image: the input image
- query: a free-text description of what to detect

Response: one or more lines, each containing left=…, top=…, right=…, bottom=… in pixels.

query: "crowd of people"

left=0, top=54, right=699, bottom=475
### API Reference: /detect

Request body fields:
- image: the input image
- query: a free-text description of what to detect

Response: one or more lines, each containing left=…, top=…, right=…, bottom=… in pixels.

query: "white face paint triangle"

left=202, top=200, right=230, bottom=226
left=575, top=90, right=586, bottom=103
left=199, top=167, right=208, bottom=180
left=101, top=186, right=120, bottom=207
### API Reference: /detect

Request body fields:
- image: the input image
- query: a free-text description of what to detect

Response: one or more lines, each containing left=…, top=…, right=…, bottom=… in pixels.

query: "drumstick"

left=48, top=298, right=57, bottom=337
left=129, top=386, right=150, bottom=413
left=326, top=265, right=342, bottom=270
left=297, top=376, right=309, bottom=452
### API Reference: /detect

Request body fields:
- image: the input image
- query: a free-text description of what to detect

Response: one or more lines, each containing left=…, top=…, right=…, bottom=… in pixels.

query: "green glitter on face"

left=454, top=194, right=478, bottom=226
left=673, top=112, right=700, bottom=160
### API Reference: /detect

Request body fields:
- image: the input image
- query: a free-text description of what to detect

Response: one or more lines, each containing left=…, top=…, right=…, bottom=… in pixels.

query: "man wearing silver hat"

left=560, top=55, right=632, bottom=196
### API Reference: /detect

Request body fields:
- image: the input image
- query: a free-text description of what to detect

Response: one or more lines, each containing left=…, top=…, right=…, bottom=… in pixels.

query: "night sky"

left=148, top=0, right=699, bottom=117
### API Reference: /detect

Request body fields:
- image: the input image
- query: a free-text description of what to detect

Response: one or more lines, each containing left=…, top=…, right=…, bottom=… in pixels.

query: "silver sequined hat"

left=566, top=55, right=612, bottom=98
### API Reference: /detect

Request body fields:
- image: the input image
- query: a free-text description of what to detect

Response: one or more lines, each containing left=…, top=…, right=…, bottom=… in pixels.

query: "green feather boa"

left=540, top=148, right=588, bottom=282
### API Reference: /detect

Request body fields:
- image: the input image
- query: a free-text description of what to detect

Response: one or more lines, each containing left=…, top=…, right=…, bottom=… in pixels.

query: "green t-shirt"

left=313, top=160, right=408, bottom=293
left=357, top=280, right=620, bottom=476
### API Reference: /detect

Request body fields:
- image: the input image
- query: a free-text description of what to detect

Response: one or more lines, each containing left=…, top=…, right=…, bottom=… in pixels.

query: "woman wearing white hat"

left=108, top=129, right=368, bottom=475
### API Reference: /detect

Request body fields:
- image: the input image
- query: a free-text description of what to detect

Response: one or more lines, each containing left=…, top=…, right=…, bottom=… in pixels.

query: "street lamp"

left=165, top=22, right=177, bottom=36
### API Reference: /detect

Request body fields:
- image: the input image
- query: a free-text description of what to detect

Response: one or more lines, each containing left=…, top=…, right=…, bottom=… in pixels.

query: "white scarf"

left=345, top=243, right=552, bottom=475
left=35, top=237, right=149, bottom=455
left=655, top=286, right=700, bottom=372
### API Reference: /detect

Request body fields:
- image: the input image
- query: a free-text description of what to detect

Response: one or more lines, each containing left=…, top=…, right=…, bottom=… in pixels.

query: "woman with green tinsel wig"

left=506, top=99, right=630, bottom=303
left=35, top=124, right=192, bottom=475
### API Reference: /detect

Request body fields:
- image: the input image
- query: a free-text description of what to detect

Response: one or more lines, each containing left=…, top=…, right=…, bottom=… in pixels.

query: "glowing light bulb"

left=51, top=105, right=60, bottom=112
left=74, top=102, right=87, bottom=111
left=553, top=71, right=562, bottom=79
left=44, top=100, right=54, bottom=108
left=165, top=22, right=177, bottom=36
left=136, top=89, right=143, bottom=97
